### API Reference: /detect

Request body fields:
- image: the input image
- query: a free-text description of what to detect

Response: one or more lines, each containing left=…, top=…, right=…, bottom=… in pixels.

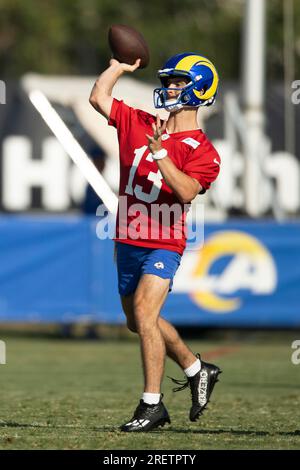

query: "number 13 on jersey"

left=125, top=145, right=164, bottom=203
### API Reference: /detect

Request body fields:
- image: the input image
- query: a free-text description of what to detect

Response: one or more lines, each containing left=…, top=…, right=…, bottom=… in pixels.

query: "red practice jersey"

left=108, top=98, right=220, bottom=255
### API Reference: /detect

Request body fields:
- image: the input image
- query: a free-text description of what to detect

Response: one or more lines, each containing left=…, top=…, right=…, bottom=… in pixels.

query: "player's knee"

left=135, top=318, right=158, bottom=337
left=134, top=307, right=156, bottom=334
left=133, top=296, right=148, bottom=317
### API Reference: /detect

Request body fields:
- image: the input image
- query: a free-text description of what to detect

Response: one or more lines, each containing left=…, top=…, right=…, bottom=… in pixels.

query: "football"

left=108, top=24, right=150, bottom=69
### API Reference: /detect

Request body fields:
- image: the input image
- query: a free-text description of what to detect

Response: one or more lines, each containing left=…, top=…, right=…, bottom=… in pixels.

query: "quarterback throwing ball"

left=89, top=52, right=222, bottom=432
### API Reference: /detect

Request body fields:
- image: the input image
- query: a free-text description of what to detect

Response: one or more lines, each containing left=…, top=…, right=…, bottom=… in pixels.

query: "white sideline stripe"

left=29, top=90, right=118, bottom=214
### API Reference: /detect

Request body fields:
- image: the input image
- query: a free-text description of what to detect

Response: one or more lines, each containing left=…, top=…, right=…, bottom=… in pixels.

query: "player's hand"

left=109, top=58, right=141, bottom=73
left=146, top=114, right=167, bottom=154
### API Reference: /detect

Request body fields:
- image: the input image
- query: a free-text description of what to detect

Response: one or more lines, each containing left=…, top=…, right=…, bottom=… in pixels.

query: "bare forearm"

left=89, top=62, right=122, bottom=116
left=156, top=156, right=201, bottom=204
left=89, top=58, right=140, bottom=117
left=91, top=62, right=123, bottom=99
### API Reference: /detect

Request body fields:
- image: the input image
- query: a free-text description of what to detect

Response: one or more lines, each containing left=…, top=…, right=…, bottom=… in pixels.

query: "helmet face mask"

left=153, top=53, right=219, bottom=111
left=153, top=80, right=195, bottom=111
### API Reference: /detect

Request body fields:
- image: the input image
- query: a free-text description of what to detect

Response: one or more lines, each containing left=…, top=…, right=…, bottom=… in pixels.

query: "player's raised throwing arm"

left=89, top=58, right=141, bottom=119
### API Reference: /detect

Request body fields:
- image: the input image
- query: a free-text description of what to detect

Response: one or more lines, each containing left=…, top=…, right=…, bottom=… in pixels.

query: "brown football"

left=108, top=24, right=150, bottom=69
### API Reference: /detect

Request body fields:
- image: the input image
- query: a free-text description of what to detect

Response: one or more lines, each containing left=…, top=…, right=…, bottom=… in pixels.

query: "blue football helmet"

left=153, top=52, right=219, bottom=111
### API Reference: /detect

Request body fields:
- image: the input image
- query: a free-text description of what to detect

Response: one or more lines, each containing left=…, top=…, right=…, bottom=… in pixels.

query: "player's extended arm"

left=146, top=116, right=202, bottom=204
left=89, top=58, right=141, bottom=119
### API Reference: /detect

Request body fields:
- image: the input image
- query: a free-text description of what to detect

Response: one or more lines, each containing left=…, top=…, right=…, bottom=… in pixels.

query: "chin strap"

left=164, top=99, right=183, bottom=112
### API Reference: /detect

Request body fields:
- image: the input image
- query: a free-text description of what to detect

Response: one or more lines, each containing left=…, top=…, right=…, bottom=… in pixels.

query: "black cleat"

left=169, top=354, right=222, bottom=422
left=120, top=397, right=171, bottom=432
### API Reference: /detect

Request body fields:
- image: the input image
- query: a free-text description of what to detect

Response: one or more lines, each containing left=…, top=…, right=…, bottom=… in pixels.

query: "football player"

left=90, top=53, right=222, bottom=432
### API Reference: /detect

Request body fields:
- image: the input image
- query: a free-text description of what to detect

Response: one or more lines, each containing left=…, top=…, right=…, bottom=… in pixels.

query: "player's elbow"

left=89, top=88, right=112, bottom=119
left=179, top=183, right=201, bottom=204
left=178, top=195, right=190, bottom=204
left=178, top=192, right=195, bottom=204
left=89, top=80, right=107, bottom=107
left=89, top=90, right=102, bottom=111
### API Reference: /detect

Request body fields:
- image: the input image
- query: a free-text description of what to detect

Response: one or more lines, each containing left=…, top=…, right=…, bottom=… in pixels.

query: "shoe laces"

left=168, top=374, right=202, bottom=407
left=168, top=354, right=201, bottom=395
left=168, top=376, right=190, bottom=393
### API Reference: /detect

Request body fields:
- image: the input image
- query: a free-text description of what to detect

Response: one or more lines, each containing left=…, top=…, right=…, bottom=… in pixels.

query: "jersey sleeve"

left=108, top=98, right=155, bottom=136
left=108, top=98, right=135, bottom=135
left=182, top=142, right=221, bottom=193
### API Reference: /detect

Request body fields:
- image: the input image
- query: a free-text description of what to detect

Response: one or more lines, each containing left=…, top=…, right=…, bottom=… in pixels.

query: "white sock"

left=142, top=393, right=161, bottom=405
left=184, top=358, right=201, bottom=378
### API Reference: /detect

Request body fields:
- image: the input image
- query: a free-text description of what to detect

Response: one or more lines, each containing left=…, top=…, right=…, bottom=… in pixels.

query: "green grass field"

left=0, top=332, right=300, bottom=450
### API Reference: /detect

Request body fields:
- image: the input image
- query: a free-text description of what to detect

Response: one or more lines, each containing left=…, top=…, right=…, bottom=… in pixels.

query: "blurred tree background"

left=0, top=0, right=299, bottom=82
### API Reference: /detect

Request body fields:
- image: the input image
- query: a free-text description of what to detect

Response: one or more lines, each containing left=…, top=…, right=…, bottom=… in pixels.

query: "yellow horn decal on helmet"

left=194, top=62, right=218, bottom=100
left=175, top=55, right=209, bottom=71
left=175, top=54, right=218, bottom=101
